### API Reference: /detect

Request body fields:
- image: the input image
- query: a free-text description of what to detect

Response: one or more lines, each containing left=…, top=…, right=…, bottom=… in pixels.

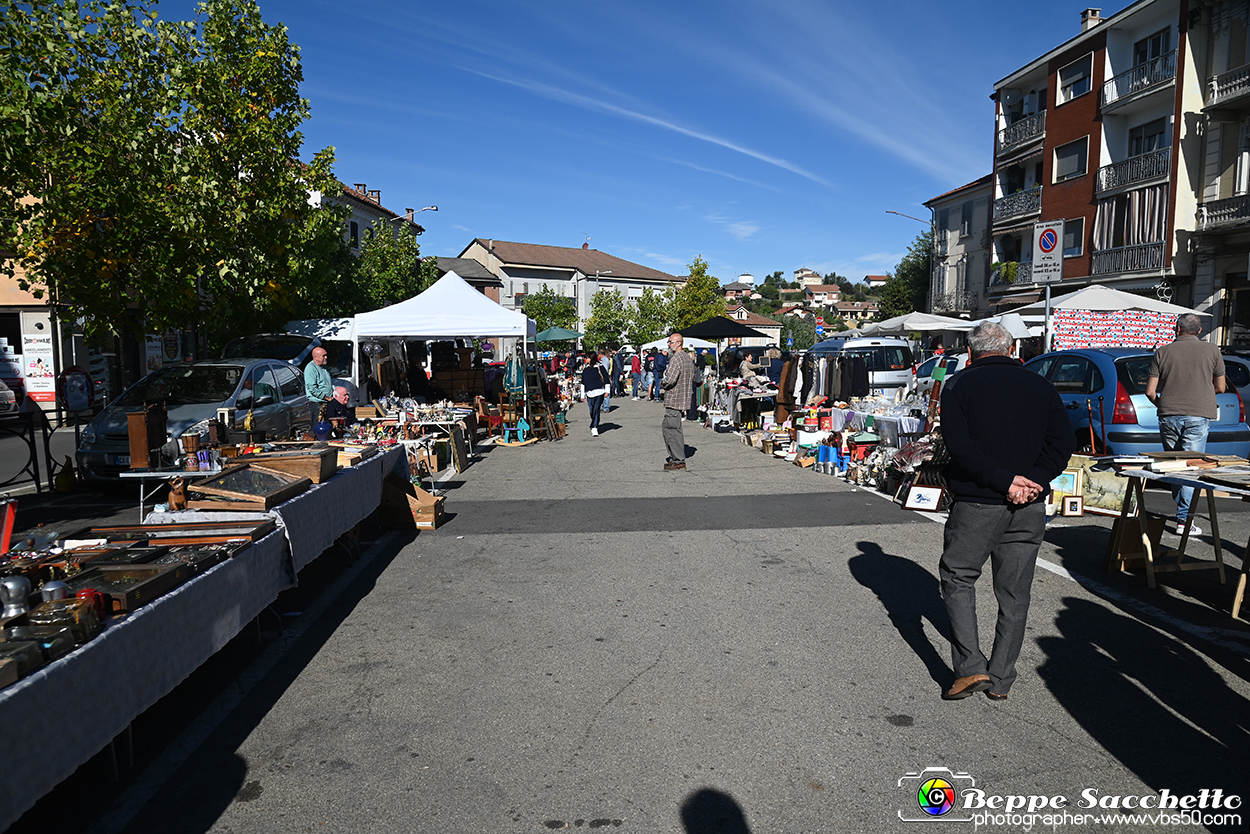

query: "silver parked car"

left=76, top=359, right=309, bottom=484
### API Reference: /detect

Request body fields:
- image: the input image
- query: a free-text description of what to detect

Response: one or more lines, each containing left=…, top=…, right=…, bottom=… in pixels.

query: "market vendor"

left=304, top=347, right=334, bottom=425
left=739, top=351, right=768, bottom=388
left=325, top=386, right=356, bottom=427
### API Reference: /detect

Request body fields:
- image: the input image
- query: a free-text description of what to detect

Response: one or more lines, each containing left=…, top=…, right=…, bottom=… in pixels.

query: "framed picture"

left=1062, top=495, right=1084, bottom=517
left=1050, top=469, right=1083, bottom=498
left=903, top=485, right=945, bottom=512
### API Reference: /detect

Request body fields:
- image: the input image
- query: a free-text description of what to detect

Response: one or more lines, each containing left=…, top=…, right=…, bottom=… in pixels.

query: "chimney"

left=404, top=208, right=414, bottom=223
left=1081, top=8, right=1101, bottom=32
left=582, top=242, right=588, bottom=249
left=354, top=182, right=366, bottom=193
left=368, top=189, right=381, bottom=204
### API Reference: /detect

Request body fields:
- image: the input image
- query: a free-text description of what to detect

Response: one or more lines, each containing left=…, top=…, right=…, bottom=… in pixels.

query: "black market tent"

left=679, top=316, right=770, bottom=341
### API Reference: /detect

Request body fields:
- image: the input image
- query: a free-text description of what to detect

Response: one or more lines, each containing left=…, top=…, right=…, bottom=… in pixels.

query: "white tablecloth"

left=0, top=530, right=286, bottom=830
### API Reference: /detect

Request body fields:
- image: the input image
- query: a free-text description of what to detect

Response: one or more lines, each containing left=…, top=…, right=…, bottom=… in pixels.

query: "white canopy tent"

left=861, top=312, right=971, bottom=335
left=640, top=336, right=716, bottom=352
left=354, top=270, right=537, bottom=399
left=1008, top=285, right=1207, bottom=317
left=942, top=312, right=1032, bottom=340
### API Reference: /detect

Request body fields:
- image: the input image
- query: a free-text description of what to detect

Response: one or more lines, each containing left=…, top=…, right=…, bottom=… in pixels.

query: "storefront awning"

left=989, top=292, right=1041, bottom=307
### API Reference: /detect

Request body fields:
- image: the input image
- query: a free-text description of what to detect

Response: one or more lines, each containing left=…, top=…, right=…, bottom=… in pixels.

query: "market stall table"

left=119, top=464, right=225, bottom=521
left=1104, top=468, right=1243, bottom=611
left=0, top=528, right=288, bottom=830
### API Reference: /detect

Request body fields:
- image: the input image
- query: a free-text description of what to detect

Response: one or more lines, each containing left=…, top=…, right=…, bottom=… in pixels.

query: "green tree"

left=779, top=315, right=817, bottom=350
left=522, top=285, right=577, bottom=333
left=758, top=283, right=779, bottom=300
left=354, top=219, right=437, bottom=310
left=584, top=288, right=629, bottom=349
left=763, top=270, right=784, bottom=286
left=284, top=201, right=358, bottom=319
left=671, top=255, right=725, bottom=329
left=877, top=230, right=932, bottom=319
left=626, top=285, right=671, bottom=347
left=0, top=0, right=337, bottom=342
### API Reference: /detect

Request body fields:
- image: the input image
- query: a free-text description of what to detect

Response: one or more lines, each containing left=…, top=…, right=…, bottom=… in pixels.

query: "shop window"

left=1058, top=55, right=1092, bottom=104
left=1129, top=118, right=1167, bottom=156
left=1055, top=138, right=1089, bottom=182
left=1063, top=218, right=1085, bottom=257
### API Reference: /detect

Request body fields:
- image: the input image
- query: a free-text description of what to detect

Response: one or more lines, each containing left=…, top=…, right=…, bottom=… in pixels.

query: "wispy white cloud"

left=704, top=211, right=760, bottom=241
left=459, top=67, right=834, bottom=188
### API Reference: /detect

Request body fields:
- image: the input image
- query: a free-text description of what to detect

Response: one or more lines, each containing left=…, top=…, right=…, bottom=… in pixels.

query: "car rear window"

left=1117, top=356, right=1153, bottom=395
left=116, top=365, right=245, bottom=406
left=1224, top=360, right=1250, bottom=388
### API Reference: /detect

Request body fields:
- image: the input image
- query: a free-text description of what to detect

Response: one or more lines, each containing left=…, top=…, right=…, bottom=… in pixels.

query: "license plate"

left=111, top=455, right=130, bottom=466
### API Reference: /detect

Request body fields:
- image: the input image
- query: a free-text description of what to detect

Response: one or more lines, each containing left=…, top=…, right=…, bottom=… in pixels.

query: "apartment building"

left=988, top=4, right=1199, bottom=318
left=925, top=174, right=993, bottom=317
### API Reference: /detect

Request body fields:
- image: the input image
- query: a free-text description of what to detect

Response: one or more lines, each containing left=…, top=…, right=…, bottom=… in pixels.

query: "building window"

left=1129, top=118, right=1167, bottom=156
left=1063, top=218, right=1085, bottom=257
left=349, top=221, right=359, bottom=249
left=1093, top=184, right=1168, bottom=250
left=1054, top=138, right=1089, bottom=182
left=960, top=201, right=973, bottom=237
left=1134, top=28, right=1170, bottom=66
left=1058, top=55, right=1092, bottom=104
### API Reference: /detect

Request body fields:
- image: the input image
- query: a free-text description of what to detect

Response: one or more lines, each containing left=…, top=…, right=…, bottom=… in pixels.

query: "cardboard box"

left=380, top=473, right=445, bottom=530
left=414, top=446, right=446, bottom=474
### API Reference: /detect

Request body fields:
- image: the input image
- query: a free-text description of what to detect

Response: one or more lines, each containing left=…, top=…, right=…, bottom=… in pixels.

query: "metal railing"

left=1197, top=194, right=1250, bottom=230
left=989, top=261, right=1032, bottom=286
left=997, top=111, right=1045, bottom=156
left=993, top=186, right=1042, bottom=221
left=1208, top=62, right=1250, bottom=107
left=1091, top=241, right=1166, bottom=275
left=1096, top=148, right=1170, bottom=193
left=930, top=291, right=979, bottom=313
left=1102, top=51, right=1176, bottom=108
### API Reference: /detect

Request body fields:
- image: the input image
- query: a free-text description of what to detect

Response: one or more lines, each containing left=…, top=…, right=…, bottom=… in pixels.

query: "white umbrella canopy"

left=942, top=312, right=1032, bottom=340
left=1009, top=285, right=1207, bottom=316
left=862, top=311, right=971, bottom=334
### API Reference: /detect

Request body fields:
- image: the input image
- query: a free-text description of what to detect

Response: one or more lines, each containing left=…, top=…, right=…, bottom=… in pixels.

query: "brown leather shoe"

left=663, top=461, right=686, bottom=471
left=943, top=674, right=991, bottom=700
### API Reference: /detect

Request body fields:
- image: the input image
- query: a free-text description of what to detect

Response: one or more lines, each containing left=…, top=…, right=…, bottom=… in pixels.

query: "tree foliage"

left=670, top=256, right=725, bottom=330
left=877, top=230, right=932, bottom=319
left=354, top=219, right=437, bottom=311
left=625, top=286, right=671, bottom=348
left=522, top=285, right=577, bottom=334
left=0, top=0, right=337, bottom=340
left=584, top=288, right=629, bottom=349
left=779, top=314, right=817, bottom=350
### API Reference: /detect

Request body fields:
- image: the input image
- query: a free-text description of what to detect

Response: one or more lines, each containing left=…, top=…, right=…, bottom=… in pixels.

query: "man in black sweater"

left=938, top=321, right=1074, bottom=702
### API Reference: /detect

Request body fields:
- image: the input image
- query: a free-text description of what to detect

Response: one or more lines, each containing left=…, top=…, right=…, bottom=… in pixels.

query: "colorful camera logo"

left=898, top=767, right=975, bottom=822
left=918, top=776, right=955, bottom=815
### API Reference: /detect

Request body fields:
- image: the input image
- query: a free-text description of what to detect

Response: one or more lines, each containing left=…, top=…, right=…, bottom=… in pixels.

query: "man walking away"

left=661, top=333, right=695, bottom=470
left=1145, top=313, right=1226, bottom=536
left=938, top=321, right=1073, bottom=701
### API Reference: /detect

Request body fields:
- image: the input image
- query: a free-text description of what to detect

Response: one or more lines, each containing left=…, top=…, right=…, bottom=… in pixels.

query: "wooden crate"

left=235, top=448, right=339, bottom=483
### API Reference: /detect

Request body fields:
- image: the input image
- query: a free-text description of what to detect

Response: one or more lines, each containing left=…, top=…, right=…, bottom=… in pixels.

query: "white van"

left=285, top=318, right=360, bottom=405
left=807, top=336, right=915, bottom=391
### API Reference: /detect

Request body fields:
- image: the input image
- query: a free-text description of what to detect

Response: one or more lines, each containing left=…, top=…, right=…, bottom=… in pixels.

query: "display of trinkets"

left=150, top=544, right=233, bottom=575
left=187, top=464, right=311, bottom=511
left=63, top=564, right=190, bottom=613
left=0, top=640, right=45, bottom=677
left=27, top=598, right=102, bottom=644
left=2, top=625, right=74, bottom=661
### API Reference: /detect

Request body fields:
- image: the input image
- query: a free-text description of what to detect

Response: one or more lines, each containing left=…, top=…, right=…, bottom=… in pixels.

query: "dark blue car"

left=1023, top=348, right=1249, bottom=457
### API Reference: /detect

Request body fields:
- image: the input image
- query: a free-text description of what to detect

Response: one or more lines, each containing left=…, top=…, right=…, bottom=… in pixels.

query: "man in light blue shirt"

left=303, top=347, right=333, bottom=425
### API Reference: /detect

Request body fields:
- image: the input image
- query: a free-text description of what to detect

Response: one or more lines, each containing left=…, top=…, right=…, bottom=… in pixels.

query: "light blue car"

left=1023, top=348, right=1249, bottom=457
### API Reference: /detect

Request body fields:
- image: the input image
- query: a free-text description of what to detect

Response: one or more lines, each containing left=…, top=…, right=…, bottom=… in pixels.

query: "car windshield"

left=223, top=334, right=311, bottom=361
left=1117, top=356, right=1153, bottom=394
left=115, top=365, right=245, bottom=406
left=846, top=346, right=912, bottom=372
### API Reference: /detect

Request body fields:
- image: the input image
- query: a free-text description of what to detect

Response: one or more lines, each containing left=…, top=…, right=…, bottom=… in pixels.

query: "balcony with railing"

left=1101, top=51, right=1177, bottom=111
left=1091, top=242, right=1166, bottom=275
left=1096, top=147, right=1171, bottom=193
left=930, top=290, right=979, bottom=313
left=992, top=186, right=1042, bottom=222
left=1208, top=62, right=1250, bottom=109
left=989, top=261, right=1032, bottom=287
left=997, top=111, right=1045, bottom=157
left=1197, top=194, right=1250, bottom=231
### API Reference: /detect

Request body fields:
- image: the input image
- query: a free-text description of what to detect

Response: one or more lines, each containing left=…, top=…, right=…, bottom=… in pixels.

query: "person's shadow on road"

left=848, top=540, right=952, bottom=688
left=680, top=788, right=752, bottom=833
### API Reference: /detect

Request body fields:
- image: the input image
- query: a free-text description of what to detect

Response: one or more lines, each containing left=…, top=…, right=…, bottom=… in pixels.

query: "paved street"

left=11, top=397, right=1250, bottom=834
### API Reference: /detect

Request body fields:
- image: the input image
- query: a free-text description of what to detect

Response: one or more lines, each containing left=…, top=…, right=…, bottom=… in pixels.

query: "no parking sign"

left=1032, top=219, right=1065, bottom=283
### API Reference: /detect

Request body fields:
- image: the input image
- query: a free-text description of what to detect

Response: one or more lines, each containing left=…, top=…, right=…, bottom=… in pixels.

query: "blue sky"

left=173, top=0, right=1121, bottom=284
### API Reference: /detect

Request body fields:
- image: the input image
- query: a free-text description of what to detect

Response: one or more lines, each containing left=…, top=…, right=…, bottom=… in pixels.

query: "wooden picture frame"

left=187, top=464, right=311, bottom=511
left=903, top=485, right=945, bottom=512
left=1062, top=495, right=1084, bottom=517
left=1050, top=469, right=1083, bottom=499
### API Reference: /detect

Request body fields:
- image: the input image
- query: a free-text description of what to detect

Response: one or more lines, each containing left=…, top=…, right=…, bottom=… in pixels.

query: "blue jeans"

left=1159, top=415, right=1210, bottom=522
left=631, top=371, right=642, bottom=397
left=587, top=395, right=604, bottom=430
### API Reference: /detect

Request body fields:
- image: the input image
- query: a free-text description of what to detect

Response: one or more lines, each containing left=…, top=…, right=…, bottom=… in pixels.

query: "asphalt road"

left=9, top=397, right=1250, bottom=834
